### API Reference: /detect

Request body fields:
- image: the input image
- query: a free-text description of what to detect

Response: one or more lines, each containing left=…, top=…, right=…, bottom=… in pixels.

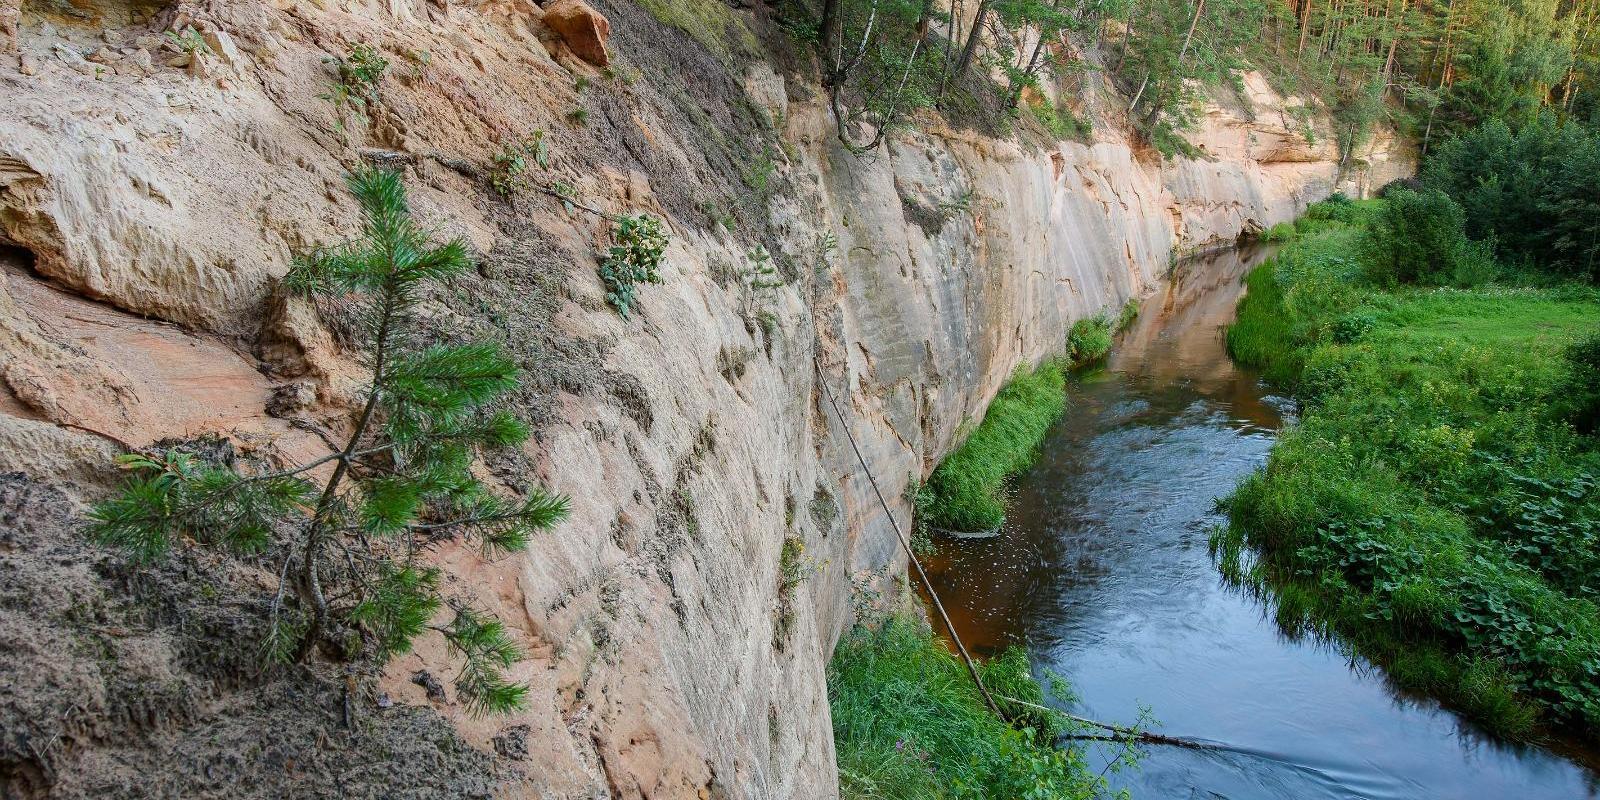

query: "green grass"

left=917, top=362, right=1067, bottom=532
left=1067, top=316, right=1114, bottom=365
left=830, top=614, right=1107, bottom=800
left=1218, top=203, right=1600, bottom=743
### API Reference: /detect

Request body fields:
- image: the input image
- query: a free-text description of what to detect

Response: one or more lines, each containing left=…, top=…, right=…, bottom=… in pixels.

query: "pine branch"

left=439, top=608, right=529, bottom=716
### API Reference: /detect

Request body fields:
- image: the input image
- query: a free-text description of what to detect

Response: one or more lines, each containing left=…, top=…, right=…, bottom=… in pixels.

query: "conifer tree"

left=88, top=167, right=569, bottom=716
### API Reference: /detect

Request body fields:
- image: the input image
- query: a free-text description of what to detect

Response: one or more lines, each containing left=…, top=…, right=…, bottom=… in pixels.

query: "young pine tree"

left=88, top=167, right=570, bottom=716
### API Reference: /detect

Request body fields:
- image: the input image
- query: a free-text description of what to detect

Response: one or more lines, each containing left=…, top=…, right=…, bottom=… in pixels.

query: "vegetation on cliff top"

left=1218, top=193, right=1600, bottom=741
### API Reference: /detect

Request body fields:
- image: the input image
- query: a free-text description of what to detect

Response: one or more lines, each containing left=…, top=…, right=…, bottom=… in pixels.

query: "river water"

left=921, top=244, right=1600, bottom=799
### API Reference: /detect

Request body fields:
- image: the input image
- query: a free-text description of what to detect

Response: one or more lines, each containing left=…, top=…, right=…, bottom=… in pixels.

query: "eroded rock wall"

left=0, top=1, right=1409, bottom=797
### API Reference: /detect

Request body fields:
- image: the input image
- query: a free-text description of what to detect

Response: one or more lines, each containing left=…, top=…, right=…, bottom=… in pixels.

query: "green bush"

left=1561, top=332, right=1600, bottom=434
left=830, top=614, right=1110, bottom=800
left=1360, top=187, right=1481, bottom=286
left=918, top=363, right=1067, bottom=532
left=599, top=214, right=669, bottom=318
left=1066, top=316, right=1113, bottom=364
left=1423, top=116, right=1600, bottom=281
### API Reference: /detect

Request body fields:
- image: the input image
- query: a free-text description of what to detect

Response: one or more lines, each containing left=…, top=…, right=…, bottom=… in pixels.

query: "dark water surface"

left=922, top=245, right=1600, bottom=799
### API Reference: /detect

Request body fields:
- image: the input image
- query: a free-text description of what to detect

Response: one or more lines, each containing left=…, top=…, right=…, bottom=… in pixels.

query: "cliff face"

left=0, top=1, right=1409, bottom=797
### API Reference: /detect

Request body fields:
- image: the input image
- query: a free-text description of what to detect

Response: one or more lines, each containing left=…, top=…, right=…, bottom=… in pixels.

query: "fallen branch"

left=995, top=694, right=1219, bottom=750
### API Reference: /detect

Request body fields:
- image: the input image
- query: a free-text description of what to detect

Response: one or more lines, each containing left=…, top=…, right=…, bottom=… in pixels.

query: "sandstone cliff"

left=0, top=0, right=1409, bottom=796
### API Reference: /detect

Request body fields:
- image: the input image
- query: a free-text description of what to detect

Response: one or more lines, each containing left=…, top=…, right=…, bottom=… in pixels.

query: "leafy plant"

left=88, top=168, right=570, bottom=715
left=164, top=26, right=212, bottom=56
left=566, top=107, right=589, bottom=125
left=599, top=214, right=669, bottom=318
left=490, top=133, right=551, bottom=197
left=742, top=149, right=777, bottom=199
left=1560, top=332, right=1600, bottom=434
left=321, top=44, right=389, bottom=126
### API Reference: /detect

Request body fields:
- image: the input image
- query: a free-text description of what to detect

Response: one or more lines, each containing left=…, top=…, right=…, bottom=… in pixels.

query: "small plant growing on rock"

left=322, top=43, right=389, bottom=127
left=164, top=26, right=212, bottom=57
left=490, top=132, right=550, bottom=197
left=599, top=213, right=669, bottom=318
left=88, top=168, right=570, bottom=716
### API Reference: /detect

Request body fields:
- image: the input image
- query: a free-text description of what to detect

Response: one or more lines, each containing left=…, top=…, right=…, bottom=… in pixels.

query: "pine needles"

left=88, top=167, right=570, bottom=716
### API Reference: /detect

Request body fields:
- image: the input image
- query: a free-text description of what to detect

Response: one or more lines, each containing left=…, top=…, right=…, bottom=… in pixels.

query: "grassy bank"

left=916, top=361, right=1068, bottom=533
left=915, top=306, right=1139, bottom=535
left=1217, top=198, right=1600, bottom=741
left=829, top=614, right=1112, bottom=799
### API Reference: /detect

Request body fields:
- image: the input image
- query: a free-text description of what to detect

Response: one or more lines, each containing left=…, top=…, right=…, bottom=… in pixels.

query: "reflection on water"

left=921, top=244, right=1600, bottom=800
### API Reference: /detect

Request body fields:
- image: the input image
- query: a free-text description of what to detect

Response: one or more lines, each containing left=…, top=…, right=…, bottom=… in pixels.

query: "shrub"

left=1423, top=116, right=1600, bottom=281
left=1561, top=331, right=1600, bottom=434
left=599, top=214, right=669, bottom=318
left=88, top=169, right=571, bottom=715
left=917, top=363, right=1066, bottom=532
left=1066, top=316, right=1113, bottom=364
left=1304, top=193, right=1359, bottom=224
left=1376, top=176, right=1423, bottom=198
left=321, top=44, right=388, bottom=126
left=490, top=133, right=550, bottom=197
left=1360, top=187, right=1472, bottom=285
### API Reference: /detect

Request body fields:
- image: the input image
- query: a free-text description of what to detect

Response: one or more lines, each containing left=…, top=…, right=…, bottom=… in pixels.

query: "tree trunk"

left=956, top=0, right=993, bottom=74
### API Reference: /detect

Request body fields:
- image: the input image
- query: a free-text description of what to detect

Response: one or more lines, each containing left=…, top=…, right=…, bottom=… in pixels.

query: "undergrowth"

left=917, top=362, right=1067, bottom=533
left=830, top=613, right=1129, bottom=800
left=1217, top=197, right=1600, bottom=742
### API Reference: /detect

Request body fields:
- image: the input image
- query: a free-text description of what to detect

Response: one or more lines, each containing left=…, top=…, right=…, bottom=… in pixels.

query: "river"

left=921, top=244, right=1600, bottom=799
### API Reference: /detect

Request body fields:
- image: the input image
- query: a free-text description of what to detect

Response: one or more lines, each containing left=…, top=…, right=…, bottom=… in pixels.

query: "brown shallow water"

left=921, top=244, right=1600, bottom=799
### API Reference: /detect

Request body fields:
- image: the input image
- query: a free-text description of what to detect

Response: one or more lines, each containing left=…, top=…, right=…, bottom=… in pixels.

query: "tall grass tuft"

left=918, top=362, right=1067, bottom=532
left=830, top=614, right=1103, bottom=800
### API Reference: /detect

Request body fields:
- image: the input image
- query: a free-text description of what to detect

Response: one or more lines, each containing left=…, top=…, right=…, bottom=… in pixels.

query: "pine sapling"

left=88, top=167, right=570, bottom=715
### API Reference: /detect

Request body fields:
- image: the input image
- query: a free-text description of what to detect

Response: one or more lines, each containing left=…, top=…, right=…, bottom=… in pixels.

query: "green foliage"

left=1560, top=332, right=1600, bottom=434
left=566, top=106, right=589, bottom=125
left=1025, top=97, right=1092, bottom=141
left=1118, top=0, right=1264, bottom=155
left=1115, top=298, right=1140, bottom=332
left=1360, top=188, right=1496, bottom=287
left=1067, top=315, right=1114, bottom=363
left=917, top=362, right=1067, bottom=532
left=1423, top=116, right=1600, bottom=281
left=742, top=149, right=778, bottom=199
left=164, top=26, right=211, bottom=56
left=1220, top=204, right=1600, bottom=741
left=1260, top=221, right=1297, bottom=242
left=779, top=536, right=810, bottom=593
left=321, top=44, right=389, bottom=125
left=490, top=132, right=550, bottom=197
left=88, top=168, right=571, bottom=716
left=599, top=214, right=670, bottom=318
left=829, top=614, right=1126, bottom=800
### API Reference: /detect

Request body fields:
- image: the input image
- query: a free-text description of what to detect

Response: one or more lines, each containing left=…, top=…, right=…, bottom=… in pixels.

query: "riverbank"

left=1218, top=199, right=1600, bottom=745
left=829, top=612, right=1127, bottom=800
